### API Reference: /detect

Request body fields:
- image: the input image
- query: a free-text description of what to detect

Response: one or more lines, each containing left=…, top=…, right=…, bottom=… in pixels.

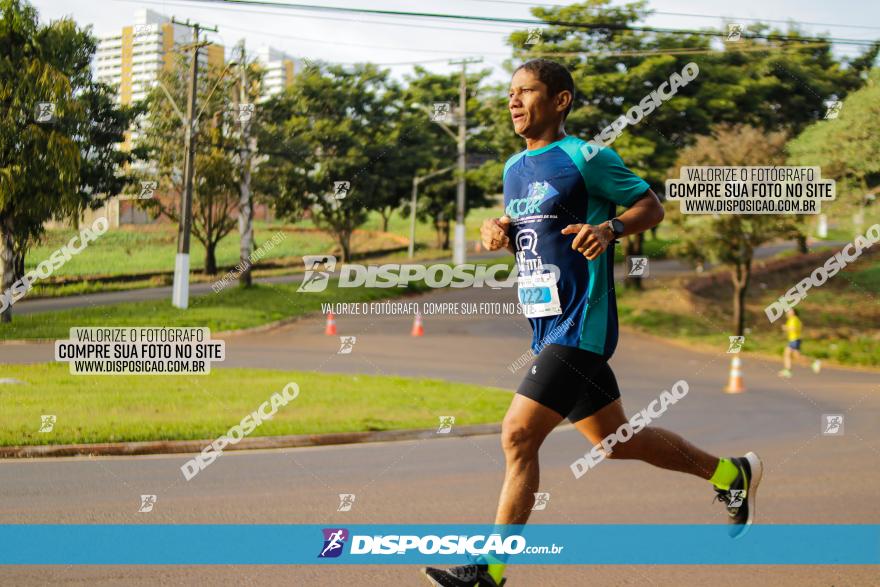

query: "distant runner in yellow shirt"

left=779, top=308, right=821, bottom=378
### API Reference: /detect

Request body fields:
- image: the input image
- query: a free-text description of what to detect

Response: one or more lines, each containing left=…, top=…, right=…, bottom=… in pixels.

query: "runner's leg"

left=792, top=348, right=813, bottom=365
left=569, top=365, right=762, bottom=539
left=573, top=397, right=719, bottom=479
left=495, top=393, right=563, bottom=525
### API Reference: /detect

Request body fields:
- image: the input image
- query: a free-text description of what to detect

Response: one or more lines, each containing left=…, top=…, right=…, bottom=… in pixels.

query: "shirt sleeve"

left=582, top=146, right=650, bottom=207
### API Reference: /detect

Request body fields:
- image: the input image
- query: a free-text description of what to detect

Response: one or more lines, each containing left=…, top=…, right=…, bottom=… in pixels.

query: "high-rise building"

left=87, top=10, right=289, bottom=226
left=254, top=46, right=299, bottom=99
left=89, top=9, right=226, bottom=226
left=94, top=9, right=225, bottom=107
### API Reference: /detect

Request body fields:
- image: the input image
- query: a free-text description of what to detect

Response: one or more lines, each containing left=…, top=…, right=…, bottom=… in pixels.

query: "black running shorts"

left=516, top=343, right=621, bottom=423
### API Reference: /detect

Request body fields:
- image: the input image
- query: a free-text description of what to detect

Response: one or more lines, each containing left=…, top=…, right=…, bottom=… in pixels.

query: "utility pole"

left=449, top=57, right=482, bottom=265
left=171, top=18, right=217, bottom=309
left=235, top=41, right=254, bottom=287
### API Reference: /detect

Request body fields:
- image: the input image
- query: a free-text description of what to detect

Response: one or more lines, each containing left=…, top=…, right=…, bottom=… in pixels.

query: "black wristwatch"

left=608, top=218, right=625, bottom=238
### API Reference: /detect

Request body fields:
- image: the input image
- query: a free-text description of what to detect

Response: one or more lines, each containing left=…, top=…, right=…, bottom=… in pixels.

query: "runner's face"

left=509, top=69, right=560, bottom=138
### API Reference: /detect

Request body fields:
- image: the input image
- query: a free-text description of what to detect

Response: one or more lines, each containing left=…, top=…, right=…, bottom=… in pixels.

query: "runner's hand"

left=481, top=216, right=511, bottom=251
left=561, top=222, right=613, bottom=260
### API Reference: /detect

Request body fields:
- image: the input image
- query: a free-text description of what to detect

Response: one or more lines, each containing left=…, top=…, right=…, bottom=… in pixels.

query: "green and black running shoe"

left=714, top=451, right=763, bottom=539
left=421, top=563, right=505, bottom=587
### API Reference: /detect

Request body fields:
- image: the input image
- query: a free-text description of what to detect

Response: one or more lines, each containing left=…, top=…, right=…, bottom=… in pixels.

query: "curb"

left=0, top=423, right=503, bottom=459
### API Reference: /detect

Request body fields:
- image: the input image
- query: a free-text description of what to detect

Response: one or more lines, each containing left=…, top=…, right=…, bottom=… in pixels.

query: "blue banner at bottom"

left=0, top=525, right=877, bottom=565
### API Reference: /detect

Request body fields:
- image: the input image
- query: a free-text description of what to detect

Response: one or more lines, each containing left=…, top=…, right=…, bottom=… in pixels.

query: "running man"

left=778, top=308, right=821, bottom=378
left=422, top=59, right=762, bottom=587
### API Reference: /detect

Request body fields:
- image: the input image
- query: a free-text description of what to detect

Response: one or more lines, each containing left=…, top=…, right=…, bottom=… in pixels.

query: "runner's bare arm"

left=611, top=188, right=665, bottom=238
left=561, top=189, right=663, bottom=260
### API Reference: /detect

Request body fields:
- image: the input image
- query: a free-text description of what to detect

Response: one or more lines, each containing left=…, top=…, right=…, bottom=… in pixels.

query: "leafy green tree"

left=138, top=55, right=239, bottom=275
left=257, top=63, right=410, bottom=260
left=80, top=83, right=147, bottom=213
left=365, top=80, right=424, bottom=234
left=229, top=41, right=264, bottom=287
left=510, top=1, right=876, bottom=172
left=496, top=0, right=877, bottom=283
left=0, top=0, right=138, bottom=322
left=670, top=124, right=799, bottom=335
left=466, top=77, right=523, bottom=198
left=402, top=66, right=496, bottom=249
left=788, top=69, right=880, bottom=228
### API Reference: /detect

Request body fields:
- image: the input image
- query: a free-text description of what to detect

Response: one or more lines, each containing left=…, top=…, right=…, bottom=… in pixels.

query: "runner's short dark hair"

left=513, top=59, right=575, bottom=119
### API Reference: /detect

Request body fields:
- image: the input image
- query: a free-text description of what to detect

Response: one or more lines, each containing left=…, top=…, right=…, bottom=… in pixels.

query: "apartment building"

left=254, top=46, right=299, bottom=99
left=94, top=8, right=225, bottom=108
left=86, top=9, right=290, bottom=226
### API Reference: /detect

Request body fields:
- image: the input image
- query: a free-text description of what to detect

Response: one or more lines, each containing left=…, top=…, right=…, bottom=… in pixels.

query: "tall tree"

left=788, top=69, right=880, bottom=230
left=496, top=0, right=877, bottom=284
left=671, top=124, right=799, bottom=335
left=365, top=80, right=421, bottom=234
left=402, top=66, right=496, bottom=250
left=230, top=41, right=264, bottom=287
left=257, top=63, right=406, bottom=261
left=0, top=0, right=138, bottom=322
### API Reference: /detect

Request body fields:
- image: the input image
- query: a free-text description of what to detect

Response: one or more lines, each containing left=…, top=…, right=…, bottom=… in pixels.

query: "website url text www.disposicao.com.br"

left=682, top=198, right=819, bottom=213
left=70, top=360, right=208, bottom=373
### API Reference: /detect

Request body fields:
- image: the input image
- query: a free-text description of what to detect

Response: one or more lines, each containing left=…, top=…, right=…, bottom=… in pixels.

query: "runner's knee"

left=602, top=427, right=644, bottom=460
left=501, top=420, right=542, bottom=460
left=604, top=442, right=636, bottom=459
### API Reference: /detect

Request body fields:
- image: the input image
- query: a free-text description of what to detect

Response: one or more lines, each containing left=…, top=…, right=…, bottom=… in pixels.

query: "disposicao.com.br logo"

left=318, top=528, right=349, bottom=558
left=297, top=255, right=558, bottom=292
left=316, top=528, right=565, bottom=559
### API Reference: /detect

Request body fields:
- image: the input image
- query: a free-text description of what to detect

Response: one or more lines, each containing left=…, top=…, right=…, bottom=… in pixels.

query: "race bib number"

left=518, top=272, right=562, bottom=318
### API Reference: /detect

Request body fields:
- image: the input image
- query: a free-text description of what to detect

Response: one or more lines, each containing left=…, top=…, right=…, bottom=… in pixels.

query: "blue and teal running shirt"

left=502, top=135, right=650, bottom=357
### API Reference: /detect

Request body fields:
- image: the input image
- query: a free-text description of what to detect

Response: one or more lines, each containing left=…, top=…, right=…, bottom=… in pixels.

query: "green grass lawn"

left=24, top=203, right=678, bottom=301
left=23, top=225, right=414, bottom=300
left=360, top=205, right=503, bottom=243
left=0, top=364, right=511, bottom=446
left=617, top=256, right=880, bottom=367
left=28, top=222, right=332, bottom=280
left=22, top=207, right=502, bottom=298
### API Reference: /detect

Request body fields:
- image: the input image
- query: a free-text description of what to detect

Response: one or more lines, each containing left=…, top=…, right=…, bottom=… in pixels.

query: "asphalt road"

left=2, top=284, right=878, bottom=586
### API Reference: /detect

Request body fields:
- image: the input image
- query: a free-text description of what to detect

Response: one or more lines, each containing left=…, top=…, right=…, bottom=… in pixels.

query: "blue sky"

left=31, top=0, right=880, bottom=82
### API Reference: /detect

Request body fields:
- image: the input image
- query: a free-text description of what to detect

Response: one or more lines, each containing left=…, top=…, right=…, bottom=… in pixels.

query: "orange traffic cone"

left=325, top=311, right=337, bottom=336
left=724, top=356, right=745, bottom=394
left=411, top=313, right=424, bottom=337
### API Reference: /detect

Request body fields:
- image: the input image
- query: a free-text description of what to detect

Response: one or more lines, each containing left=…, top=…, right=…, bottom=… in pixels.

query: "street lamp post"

left=449, top=57, right=482, bottom=264
left=409, top=165, right=455, bottom=258
left=410, top=103, right=462, bottom=261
